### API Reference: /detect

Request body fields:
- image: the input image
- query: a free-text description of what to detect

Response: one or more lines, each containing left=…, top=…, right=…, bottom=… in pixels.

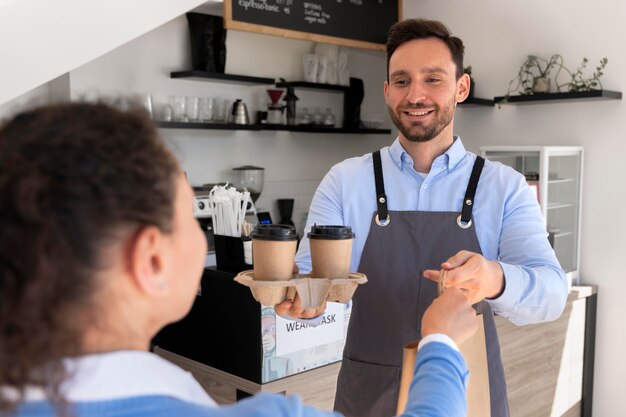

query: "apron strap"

left=459, top=156, right=485, bottom=227
left=372, top=150, right=390, bottom=226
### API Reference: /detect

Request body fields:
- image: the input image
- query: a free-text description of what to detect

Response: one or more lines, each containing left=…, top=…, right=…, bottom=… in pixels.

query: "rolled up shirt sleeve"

left=486, top=170, right=569, bottom=325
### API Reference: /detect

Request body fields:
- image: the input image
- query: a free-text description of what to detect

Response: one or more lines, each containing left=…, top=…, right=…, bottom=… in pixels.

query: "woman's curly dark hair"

left=0, top=102, right=180, bottom=414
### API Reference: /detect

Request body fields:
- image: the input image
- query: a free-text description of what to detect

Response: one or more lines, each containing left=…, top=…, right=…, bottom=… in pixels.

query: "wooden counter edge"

left=154, top=346, right=341, bottom=408
left=571, top=284, right=598, bottom=299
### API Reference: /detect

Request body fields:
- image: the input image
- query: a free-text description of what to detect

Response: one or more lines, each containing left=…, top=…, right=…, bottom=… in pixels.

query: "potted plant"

left=499, top=54, right=610, bottom=107
left=554, top=57, right=608, bottom=92
left=509, top=54, right=565, bottom=95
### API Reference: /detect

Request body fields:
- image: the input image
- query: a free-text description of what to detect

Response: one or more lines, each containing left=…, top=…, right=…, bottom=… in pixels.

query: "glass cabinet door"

left=546, top=153, right=582, bottom=274
left=481, top=151, right=540, bottom=177
left=481, top=146, right=583, bottom=284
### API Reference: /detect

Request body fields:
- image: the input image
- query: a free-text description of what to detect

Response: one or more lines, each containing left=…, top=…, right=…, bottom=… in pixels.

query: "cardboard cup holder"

left=234, top=270, right=367, bottom=309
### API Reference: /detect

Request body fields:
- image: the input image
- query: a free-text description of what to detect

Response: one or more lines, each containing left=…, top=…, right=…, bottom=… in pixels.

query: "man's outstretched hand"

left=274, top=263, right=327, bottom=318
left=274, top=295, right=328, bottom=319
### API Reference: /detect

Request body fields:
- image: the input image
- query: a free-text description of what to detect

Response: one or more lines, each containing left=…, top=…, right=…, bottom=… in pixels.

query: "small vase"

left=533, top=77, right=551, bottom=93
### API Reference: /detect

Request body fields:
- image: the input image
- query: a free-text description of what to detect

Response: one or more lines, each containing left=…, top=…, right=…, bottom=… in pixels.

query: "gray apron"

left=334, top=151, right=509, bottom=417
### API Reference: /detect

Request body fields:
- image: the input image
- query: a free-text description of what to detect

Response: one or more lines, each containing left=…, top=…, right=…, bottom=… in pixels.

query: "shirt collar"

left=6, top=350, right=216, bottom=408
left=389, top=136, right=468, bottom=173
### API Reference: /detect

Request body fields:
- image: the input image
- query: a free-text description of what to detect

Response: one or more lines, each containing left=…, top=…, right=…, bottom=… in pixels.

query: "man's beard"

left=387, top=97, right=456, bottom=143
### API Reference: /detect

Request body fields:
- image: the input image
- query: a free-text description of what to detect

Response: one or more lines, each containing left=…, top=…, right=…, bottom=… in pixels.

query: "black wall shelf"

left=494, top=89, right=622, bottom=105
left=166, top=74, right=388, bottom=132
left=157, top=121, right=260, bottom=130
left=275, top=81, right=349, bottom=92
left=459, top=97, right=495, bottom=107
left=260, top=124, right=391, bottom=134
left=156, top=121, right=390, bottom=135
left=170, top=70, right=275, bottom=85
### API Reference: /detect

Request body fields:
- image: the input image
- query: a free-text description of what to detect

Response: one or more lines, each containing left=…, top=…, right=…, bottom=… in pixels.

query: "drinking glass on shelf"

left=163, top=104, right=173, bottom=122
left=213, top=99, right=223, bottom=123
left=299, top=107, right=311, bottom=125
left=214, top=99, right=232, bottom=123
left=323, top=108, right=336, bottom=126
left=199, top=98, right=214, bottom=122
left=186, top=96, right=199, bottom=122
left=312, top=106, right=323, bottom=125
left=169, top=96, right=186, bottom=122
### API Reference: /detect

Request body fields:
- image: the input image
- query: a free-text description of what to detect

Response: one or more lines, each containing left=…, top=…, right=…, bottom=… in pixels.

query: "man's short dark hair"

left=386, top=18, right=465, bottom=80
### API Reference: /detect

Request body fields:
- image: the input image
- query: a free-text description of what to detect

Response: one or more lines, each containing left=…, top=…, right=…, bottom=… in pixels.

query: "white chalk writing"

left=238, top=0, right=280, bottom=13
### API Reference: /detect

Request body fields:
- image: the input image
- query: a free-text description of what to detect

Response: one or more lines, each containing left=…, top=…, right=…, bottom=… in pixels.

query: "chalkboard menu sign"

left=224, top=0, right=400, bottom=51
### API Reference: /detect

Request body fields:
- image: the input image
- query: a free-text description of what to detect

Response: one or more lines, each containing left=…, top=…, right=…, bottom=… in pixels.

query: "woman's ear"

left=128, top=226, right=169, bottom=295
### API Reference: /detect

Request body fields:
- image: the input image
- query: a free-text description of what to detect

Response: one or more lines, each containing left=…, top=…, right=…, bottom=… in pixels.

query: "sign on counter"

left=276, top=302, right=344, bottom=356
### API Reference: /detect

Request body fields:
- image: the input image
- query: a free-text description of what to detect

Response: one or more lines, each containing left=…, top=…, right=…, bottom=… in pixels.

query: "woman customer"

left=0, top=102, right=476, bottom=417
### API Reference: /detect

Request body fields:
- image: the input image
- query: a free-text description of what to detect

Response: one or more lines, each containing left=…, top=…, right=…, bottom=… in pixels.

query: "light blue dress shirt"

left=295, top=137, right=568, bottom=325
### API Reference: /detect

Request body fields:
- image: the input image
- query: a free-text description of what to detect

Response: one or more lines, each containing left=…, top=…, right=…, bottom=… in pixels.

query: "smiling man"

left=277, top=19, right=568, bottom=417
left=386, top=38, right=459, bottom=147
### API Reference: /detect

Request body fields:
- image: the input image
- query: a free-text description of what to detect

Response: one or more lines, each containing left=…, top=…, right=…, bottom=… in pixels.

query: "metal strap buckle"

left=456, top=214, right=472, bottom=229
left=375, top=213, right=390, bottom=227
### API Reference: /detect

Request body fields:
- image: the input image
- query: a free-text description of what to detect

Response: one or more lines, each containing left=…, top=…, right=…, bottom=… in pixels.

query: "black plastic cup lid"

left=251, top=224, right=298, bottom=241
left=307, top=224, right=355, bottom=240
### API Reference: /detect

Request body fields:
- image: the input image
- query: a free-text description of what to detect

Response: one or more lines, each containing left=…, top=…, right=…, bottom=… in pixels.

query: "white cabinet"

left=480, top=146, right=583, bottom=285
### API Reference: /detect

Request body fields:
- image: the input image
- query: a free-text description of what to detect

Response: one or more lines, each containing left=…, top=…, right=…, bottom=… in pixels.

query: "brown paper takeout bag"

left=396, top=269, right=491, bottom=417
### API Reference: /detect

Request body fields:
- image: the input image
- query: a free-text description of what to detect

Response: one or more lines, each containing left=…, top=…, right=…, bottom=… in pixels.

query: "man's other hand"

left=423, top=250, right=505, bottom=304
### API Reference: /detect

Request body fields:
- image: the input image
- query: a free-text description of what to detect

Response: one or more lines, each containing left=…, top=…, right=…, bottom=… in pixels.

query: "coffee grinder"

left=283, top=84, right=299, bottom=126
left=232, top=166, right=265, bottom=210
left=266, top=89, right=285, bottom=125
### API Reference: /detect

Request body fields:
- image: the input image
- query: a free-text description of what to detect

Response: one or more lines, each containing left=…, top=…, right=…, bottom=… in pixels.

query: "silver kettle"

left=231, top=99, right=250, bottom=125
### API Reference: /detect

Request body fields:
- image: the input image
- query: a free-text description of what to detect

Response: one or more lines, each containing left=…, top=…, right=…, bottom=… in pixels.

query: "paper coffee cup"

left=251, top=224, right=299, bottom=281
left=308, top=225, right=355, bottom=279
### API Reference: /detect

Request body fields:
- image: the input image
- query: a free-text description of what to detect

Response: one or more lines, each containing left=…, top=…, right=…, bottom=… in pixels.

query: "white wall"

left=0, top=82, right=50, bottom=119
left=69, top=15, right=392, bottom=232
left=0, top=74, right=71, bottom=120
left=403, top=1, right=625, bottom=415
left=0, top=0, right=208, bottom=104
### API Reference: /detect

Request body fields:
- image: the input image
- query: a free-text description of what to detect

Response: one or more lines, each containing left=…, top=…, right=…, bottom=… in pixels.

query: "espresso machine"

left=193, top=186, right=215, bottom=255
